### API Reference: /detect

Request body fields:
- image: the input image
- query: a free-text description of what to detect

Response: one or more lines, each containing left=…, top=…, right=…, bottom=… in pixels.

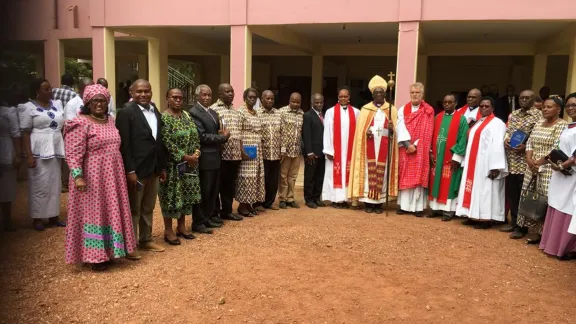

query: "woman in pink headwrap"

left=63, top=84, right=136, bottom=271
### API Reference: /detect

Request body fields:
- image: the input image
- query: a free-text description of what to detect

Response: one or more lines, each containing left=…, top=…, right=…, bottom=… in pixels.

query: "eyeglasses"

left=566, top=103, right=576, bottom=109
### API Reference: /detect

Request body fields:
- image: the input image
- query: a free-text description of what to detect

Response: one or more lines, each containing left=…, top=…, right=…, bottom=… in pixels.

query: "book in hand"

left=509, top=130, right=528, bottom=148
left=244, top=145, right=257, bottom=159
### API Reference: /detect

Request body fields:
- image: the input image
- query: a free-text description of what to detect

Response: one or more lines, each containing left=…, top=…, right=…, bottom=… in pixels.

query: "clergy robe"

left=456, top=105, right=480, bottom=125
left=549, top=125, right=576, bottom=234
left=396, top=102, right=435, bottom=212
left=455, top=115, right=508, bottom=221
left=322, top=105, right=360, bottom=202
left=429, top=111, right=469, bottom=212
left=347, top=102, right=399, bottom=201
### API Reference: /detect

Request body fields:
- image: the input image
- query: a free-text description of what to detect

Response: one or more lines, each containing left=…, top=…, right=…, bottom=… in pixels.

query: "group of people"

left=1, top=71, right=576, bottom=271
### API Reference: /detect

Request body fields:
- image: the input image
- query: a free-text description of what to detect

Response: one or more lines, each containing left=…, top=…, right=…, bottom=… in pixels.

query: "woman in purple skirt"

left=540, top=92, right=576, bottom=260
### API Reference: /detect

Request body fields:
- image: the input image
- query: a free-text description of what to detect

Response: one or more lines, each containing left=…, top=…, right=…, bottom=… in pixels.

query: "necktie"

left=319, top=113, right=323, bottom=123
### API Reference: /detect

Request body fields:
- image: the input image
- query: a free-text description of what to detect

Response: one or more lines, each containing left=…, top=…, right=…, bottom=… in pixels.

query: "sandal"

left=237, top=209, right=253, bottom=217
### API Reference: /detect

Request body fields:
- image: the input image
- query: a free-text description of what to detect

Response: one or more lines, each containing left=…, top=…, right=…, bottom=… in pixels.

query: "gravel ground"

left=1, top=182, right=576, bottom=324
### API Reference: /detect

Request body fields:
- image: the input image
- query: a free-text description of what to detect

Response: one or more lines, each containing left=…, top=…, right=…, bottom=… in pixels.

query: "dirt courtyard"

left=1, top=183, right=576, bottom=324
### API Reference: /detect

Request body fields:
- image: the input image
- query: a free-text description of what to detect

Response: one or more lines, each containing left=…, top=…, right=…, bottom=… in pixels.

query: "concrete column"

left=92, top=27, right=116, bottom=101
left=395, top=21, right=420, bottom=106
left=311, top=55, right=323, bottom=95
left=566, top=37, right=576, bottom=121
left=230, top=25, right=252, bottom=107
left=138, top=54, right=148, bottom=79
left=148, top=38, right=168, bottom=111
left=220, top=55, right=230, bottom=84
left=44, top=37, right=64, bottom=87
left=531, top=54, right=548, bottom=92
left=416, top=55, right=428, bottom=88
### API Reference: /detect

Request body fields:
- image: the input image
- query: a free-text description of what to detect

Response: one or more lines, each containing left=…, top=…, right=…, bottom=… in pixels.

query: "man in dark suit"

left=116, top=79, right=167, bottom=259
left=496, top=84, right=519, bottom=123
left=302, top=93, right=326, bottom=209
left=189, top=85, right=233, bottom=233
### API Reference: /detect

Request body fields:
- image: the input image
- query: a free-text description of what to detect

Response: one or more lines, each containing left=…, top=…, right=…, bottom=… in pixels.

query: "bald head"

left=261, top=90, right=275, bottom=110
left=311, top=93, right=324, bottom=112
left=467, top=88, right=482, bottom=107
left=218, top=83, right=234, bottom=105
left=289, top=92, right=302, bottom=111
left=519, top=89, right=535, bottom=110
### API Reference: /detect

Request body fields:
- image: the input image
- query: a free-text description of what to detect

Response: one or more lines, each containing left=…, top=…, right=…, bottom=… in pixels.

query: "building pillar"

left=416, top=55, right=428, bottom=88
left=220, top=55, right=230, bottom=84
left=230, top=25, right=252, bottom=107
left=148, top=38, right=168, bottom=111
left=44, top=37, right=64, bottom=87
left=138, top=54, right=148, bottom=79
left=531, top=54, right=548, bottom=93
left=311, top=55, right=323, bottom=95
left=566, top=37, right=576, bottom=121
left=92, top=27, right=116, bottom=101
left=395, top=21, right=420, bottom=106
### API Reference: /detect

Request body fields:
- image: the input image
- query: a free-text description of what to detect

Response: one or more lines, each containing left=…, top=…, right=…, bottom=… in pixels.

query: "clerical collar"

left=469, top=106, right=478, bottom=111
left=373, top=101, right=384, bottom=107
left=341, top=105, right=347, bottom=110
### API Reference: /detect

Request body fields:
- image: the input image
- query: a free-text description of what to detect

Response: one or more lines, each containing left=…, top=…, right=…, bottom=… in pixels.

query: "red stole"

left=462, top=114, right=495, bottom=208
left=429, top=111, right=461, bottom=203
left=366, top=114, right=389, bottom=200
left=397, top=101, right=435, bottom=189
left=333, top=104, right=356, bottom=188
left=456, top=105, right=481, bottom=121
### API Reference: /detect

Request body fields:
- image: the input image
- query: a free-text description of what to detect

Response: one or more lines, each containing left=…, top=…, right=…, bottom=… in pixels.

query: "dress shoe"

left=374, top=207, right=384, bottom=214
left=140, top=242, right=166, bottom=252
left=340, top=202, right=350, bottom=209
left=510, top=227, right=527, bottom=239
left=441, top=214, right=453, bottom=221
left=125, top=251, right=142, bottom=260
left=192, top=224, right=213, bottom=234
left=287, top=201, right=300, bottom=208
left=364, top=207, right=374, bottom=213
left=210, top=216, right=224, bottom=224
left=525, top=234, right=541, bottom=245
left=473, top=222, right=492, bottom=229
left=414, top=212, right=423, bottom=218
left=279, top=201, right=287, bottom=209
left=49, top=217, right=66, bottom=227
left=206, top=221, right=222, bottom=228
left=332, top=202, right=342, bottom=209
left=461, top=218, right=476, bottom=226
left=164, top=235, right=181, bottom=245
left=314, top=200, right=326, bottom=207
left=255, top=205, right=266, bottom=212
left=499, top=225, right=515, bottom=233
left=176, top=230, right=196, bottom=240
left=222, top=213, right=243, bottom=221
left=396, top=208, right=407, bottom=215
left=305, top=202, right=318, bottom=209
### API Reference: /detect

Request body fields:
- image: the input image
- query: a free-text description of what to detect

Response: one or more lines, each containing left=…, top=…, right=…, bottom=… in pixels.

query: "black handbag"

left=518, top=176, right=548, bottom=222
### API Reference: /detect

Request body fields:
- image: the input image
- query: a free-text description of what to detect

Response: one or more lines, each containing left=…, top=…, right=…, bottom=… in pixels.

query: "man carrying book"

left=501, top=90, right=542, bottom=237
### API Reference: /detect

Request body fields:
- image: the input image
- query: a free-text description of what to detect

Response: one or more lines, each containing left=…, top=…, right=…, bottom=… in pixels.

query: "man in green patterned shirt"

left=501, top=90, right=542, bottom=238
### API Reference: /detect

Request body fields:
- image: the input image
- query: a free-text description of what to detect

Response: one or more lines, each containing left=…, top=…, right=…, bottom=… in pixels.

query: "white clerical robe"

left=463, top=106, right=479, bottom=124
left=359, top=108, right=390, bottom=204
left=322, top=105, right=360, bottom=202
left=455, top=116, right=508, bottom=221
left=396, top=104, right=426, bottom=212
left=548, top=126, right=576, bottom=215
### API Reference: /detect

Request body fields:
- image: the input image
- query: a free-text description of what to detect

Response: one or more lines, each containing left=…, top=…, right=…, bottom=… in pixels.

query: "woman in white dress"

left=0, top=93, right=22, bottom=231
left=18, top=78, right=66, bottom=231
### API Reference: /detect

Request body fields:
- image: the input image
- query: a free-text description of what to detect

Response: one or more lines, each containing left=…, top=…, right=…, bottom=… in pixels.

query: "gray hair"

left=195, top=84, right=211, bottom=96
left=410, top=82, right=425, bottom=93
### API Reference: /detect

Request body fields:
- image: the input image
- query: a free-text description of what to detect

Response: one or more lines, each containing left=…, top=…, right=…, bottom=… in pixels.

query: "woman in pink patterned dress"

left=64, top=84, right=136, bottom=271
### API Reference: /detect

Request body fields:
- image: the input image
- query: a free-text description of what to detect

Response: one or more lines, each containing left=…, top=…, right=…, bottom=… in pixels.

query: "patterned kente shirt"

left=52, top=85, right=78, bottom=107
left=279, top=106, right=304, bottom=158
left=256, top=107, right=283, bottom=161
left=504, top=107, right=542, bottom=174
left=211, top=99, right=242, bottom=161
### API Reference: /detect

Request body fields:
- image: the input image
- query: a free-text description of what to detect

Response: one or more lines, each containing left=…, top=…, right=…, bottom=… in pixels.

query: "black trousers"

left=304, top=157, right=325, bottom=203
left=194, top=168, right=220, bottom=227
left=256, top=159, right=281, bottom=207
left=506, top=173, right=524, bottom=227
left=215, top=160, right=241, bottom=217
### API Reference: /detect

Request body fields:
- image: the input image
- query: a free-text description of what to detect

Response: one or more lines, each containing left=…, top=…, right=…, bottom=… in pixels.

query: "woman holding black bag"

left=516, top=95, right=567, bottom=244
left=538, top=93, right=576, bottom=259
